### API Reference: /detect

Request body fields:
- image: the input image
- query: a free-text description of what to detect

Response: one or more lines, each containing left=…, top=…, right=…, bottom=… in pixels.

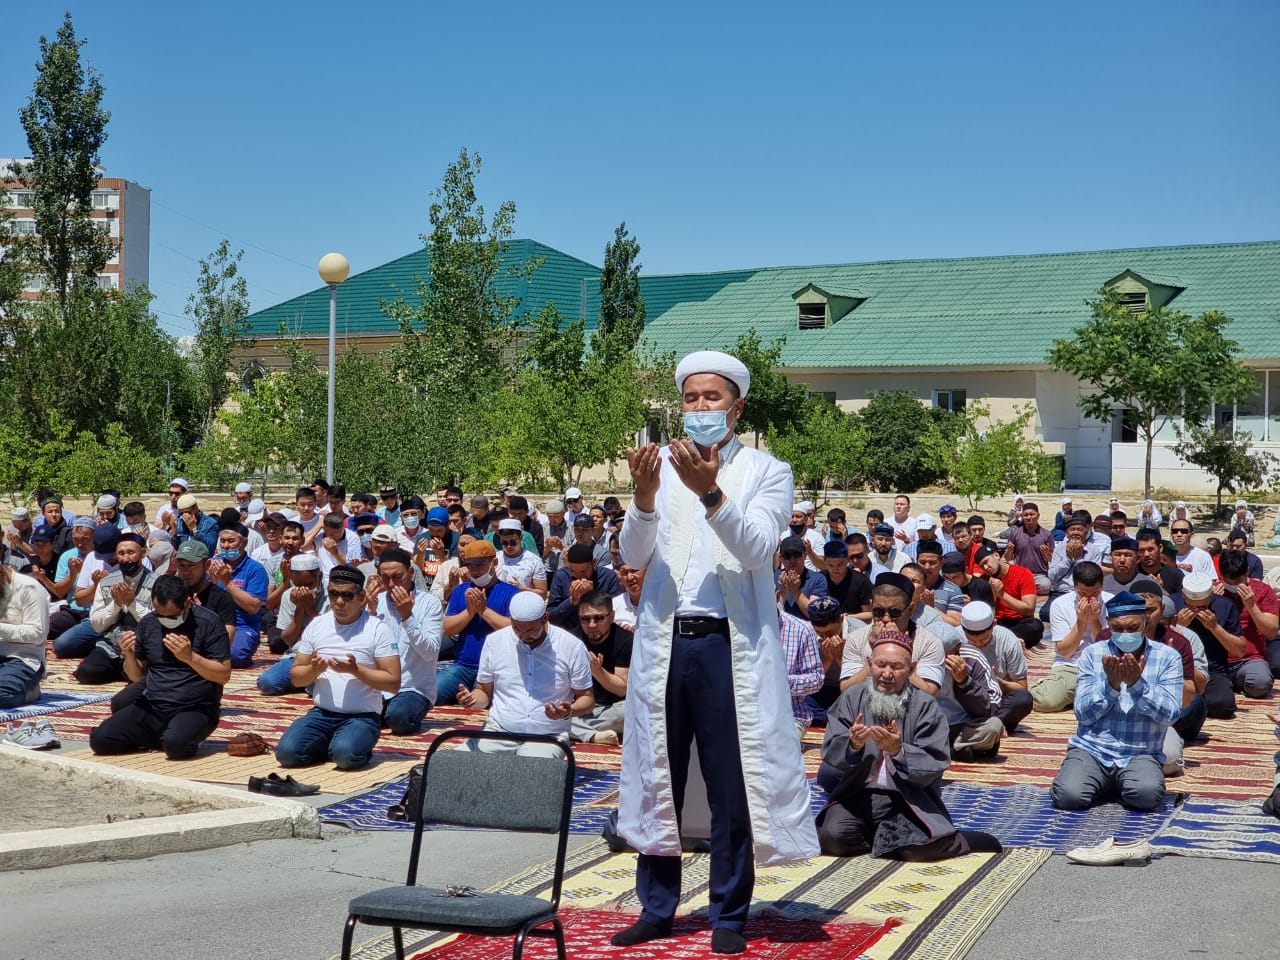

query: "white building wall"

left=1035, top=371, right=1111, bottom=488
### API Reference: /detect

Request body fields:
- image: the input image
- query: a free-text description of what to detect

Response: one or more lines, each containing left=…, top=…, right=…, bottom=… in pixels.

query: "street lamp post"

left=317, top=252, right=349, bottom=484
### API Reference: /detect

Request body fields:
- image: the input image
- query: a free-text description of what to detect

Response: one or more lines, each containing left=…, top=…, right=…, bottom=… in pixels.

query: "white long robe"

left=617, top=435, right=820, bottom=865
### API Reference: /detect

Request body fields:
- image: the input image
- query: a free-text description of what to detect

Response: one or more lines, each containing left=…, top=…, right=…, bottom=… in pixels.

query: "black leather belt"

left=674, top=617, right=729, bottom=637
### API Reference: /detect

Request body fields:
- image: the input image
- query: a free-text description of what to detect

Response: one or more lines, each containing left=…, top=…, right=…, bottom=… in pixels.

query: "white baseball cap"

left=234, top=482, right=252, bottom=494
left=916, top=512, right=936, bottom=529
left=565, top=487, right=583, bottom=500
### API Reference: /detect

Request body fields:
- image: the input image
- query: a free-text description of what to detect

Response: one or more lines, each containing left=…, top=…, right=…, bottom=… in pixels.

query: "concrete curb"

left=0, top=744, right=322, bottom=871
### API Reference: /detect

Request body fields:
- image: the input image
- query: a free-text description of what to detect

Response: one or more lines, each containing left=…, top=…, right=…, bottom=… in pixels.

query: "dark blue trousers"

left=636, top=627, right=754, bottom=932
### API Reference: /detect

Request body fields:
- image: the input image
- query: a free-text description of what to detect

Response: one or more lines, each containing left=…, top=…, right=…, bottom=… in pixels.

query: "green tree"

left=187, top=239, right=252, bottom=433
left=855, top=390, right=954, bottom=492
left=384, top=148, right=526, bottom=481
left=16, top=12, right=113, bottom=312
left=593, top=221, right=645, bottom=363
left=1173, top=421, right=1275, bottom=512
left=1048, top=287, right=1256, bottom=497
left=730, top=329, right=810, bottom=444
left=926, top=399, right=1046, bottom=507
left=766, top=398, right=867, bottom=500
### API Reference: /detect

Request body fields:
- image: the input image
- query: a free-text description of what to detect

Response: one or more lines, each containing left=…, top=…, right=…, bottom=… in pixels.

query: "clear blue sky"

left=3, top=1, right=1277, bottom=337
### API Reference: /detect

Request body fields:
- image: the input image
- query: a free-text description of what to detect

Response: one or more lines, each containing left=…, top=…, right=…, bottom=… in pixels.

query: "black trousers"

left=997, top=686, right=1034, bottom=734
left=1204, top=667, right=1237, bottom=719
left=90, top=694, right=219, bottom=760
left=998, top=616, right=1044, bottom=648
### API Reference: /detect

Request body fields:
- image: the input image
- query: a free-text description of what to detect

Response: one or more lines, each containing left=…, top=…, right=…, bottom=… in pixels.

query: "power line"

left=151, top=239, right=290, bottom=300
left=151, top=198, right=318, bottom=273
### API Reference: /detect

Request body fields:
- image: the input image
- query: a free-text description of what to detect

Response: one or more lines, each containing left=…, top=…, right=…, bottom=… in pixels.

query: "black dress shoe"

left=610, top=920, right=670, bottom=946
left=249, top=773, right=320, bottom=796
left=711, top=928, right=747, bottom=954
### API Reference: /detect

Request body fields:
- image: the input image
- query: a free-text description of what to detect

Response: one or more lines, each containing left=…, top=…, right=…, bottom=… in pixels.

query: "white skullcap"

left=498, top=518, right=522, bottom=532
left=1181, top=573, right=1213, bottom=601
left=960, top=601, right=995, bottom=631
left=545, top=499, right=565, bottom=513
left=1175, top=500, right=1186, bottom=509
left=290, top=553, right=320, bottom=572
left=797, top=500, right=815, bottom=512
left=674, top=350, right=751, bottom=397
left=246, top=498, right=266, bottom=516
left=1235, top=499, right=1247, bottom=508
left=235, top=482, right=252, bottom=494
left=170, top=477, right=190, bottom=490
left=509, top=591, right=547, bottom=622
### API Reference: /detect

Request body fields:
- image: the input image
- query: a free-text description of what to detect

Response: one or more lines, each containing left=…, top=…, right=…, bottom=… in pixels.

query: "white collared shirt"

left=674, top=435, right=743, bottom=618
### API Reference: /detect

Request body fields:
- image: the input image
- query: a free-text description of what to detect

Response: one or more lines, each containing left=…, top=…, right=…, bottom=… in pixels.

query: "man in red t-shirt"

left=1216, top=550, right=1277, bottom=699
left=976, top=545, right=1043, bottom=648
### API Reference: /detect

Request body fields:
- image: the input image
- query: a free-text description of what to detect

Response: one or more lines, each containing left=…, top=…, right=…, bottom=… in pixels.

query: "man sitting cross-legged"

left=456, top=591, right=593, bottom=758
left=816, top=628, right=1001, bottom=859
left=89, top=575, right=230, bottom=760
left=274, top=564, right=401, bottom=771
left=569, top=590, right=631, bottom=745
left=1051, top=591, right=1183, bottom=812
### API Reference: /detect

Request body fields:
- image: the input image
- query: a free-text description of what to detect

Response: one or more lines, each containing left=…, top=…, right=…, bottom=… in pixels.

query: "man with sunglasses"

left=436, top=539, right=518, bottom=705
left=567, top=590, right=631, bottom=745
left=1170, top=520, right=1215, bottom=579
left=274, top=564, right=401, bottom=771
left=839, top=572, right=948, bottom=698
left=493, top=518, right=548, bottom=598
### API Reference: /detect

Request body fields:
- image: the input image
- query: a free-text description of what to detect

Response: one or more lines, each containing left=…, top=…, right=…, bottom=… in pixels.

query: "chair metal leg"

left=341, top=916, right=358, bottom=960
left=513, top=924, right=530, bottom=960
left=393, top=927, right=405, bottom=960
left=552, top=917, right=567, bottom=960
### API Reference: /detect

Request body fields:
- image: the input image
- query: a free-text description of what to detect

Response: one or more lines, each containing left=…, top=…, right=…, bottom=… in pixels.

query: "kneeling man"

left=1051, top=591, right=1183, bottom=811
left=817, top=629, right=1001, bottom=859
left=90, top=575, right=230, bottom=759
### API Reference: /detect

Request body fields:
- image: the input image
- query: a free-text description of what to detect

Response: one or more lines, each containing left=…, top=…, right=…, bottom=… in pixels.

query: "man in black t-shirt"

left=942, top=552, right=996, bottom=607
left=171, top=540, right=236, bottom=641
left=570, top=590, right=632, bottom=745
left=90, top=574, right=231, bottom=759
left=819, top=540, right=872, bottom=621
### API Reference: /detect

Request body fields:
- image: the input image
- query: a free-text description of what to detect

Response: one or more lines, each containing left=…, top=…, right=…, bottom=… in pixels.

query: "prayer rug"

left=1150, top=796, right=1280, bottom=863
left=404, top=909, right=903, bottom=960
left=319, top=767, right=624, bottom=833
left=336, top=839, right=1050, bottom=960
left=65, top=744, right=421, bottom=793
left=941, top=781, right=1178, bottom=853
left=0, top=689, right=113, bottom=723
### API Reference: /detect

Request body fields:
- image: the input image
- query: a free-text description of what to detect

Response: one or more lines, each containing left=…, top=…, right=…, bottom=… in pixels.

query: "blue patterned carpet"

left=0, top=689, right=113, bottom=723
left=1149, top=797, right=1280, bottom=863
left=319, top=771, right=1177, bottom=853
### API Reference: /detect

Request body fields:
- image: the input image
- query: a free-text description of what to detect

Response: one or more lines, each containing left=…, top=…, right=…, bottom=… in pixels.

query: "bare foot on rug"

left=591, top=730, right=620, bottom=746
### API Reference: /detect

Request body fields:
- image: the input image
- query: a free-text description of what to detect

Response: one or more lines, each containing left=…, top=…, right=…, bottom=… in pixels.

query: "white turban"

left=674, top=350, right=750, bottom=398
left=509, top=591, right=548, bottom=622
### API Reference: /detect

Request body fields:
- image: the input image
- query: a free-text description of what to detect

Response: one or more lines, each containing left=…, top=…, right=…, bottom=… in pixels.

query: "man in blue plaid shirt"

left=1051, top=590, right=1183, bottom=811
left=778, top=609, right=824, bottom=737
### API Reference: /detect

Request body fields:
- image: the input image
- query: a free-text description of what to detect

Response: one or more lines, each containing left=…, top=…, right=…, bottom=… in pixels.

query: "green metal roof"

left=639, top=241, right=1280, bottom=368
left=243, top=239, right=1280, bottom=369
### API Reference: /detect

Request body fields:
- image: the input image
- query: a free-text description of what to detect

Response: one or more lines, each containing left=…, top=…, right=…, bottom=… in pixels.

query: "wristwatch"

left=700, top=487, right=724, bottom=510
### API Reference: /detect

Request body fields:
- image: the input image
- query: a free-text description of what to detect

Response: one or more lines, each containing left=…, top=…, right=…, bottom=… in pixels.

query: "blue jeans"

left=53, top=620, right=104, bottom=658
left=1175, top=693, right=1208, bottom=743
left=0, top=658, right=43, bottom=709
left=383, top=690, right=432, bottom=736
left=434, top=661, right=478, bottom=705
left=257, top=655, right=299, bottom=695
left=231, top=626, right=261, bottom=668
left=276, top=706, right=381, bottom=770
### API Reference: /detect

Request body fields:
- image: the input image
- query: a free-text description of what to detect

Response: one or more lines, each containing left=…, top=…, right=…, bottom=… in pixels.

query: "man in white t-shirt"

left=612, top=563, right=644, bottom=629
left=889, top=495, right=918, bottom=545
left=274, top=564, right=400, bottom=770
left=1169, top=520, right=1216, bottom=579
left=494, top=518, right=549, bottom=597
left=366, top=548, right=443, bottom=736
left=1033, top=561, right=1113, bottom=713
left=458, top=591, right=592, bottom=758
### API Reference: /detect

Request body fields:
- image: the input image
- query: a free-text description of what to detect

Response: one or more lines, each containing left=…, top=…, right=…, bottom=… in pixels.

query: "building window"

left=932, top=389, right=966, bottom=413
left=808, top=390, right=837, bottom=405
left=797, top=302, right=827, bottom=330
left=95, top=274, right=117, bottom=290
left=92, top=192, right=112, bottom=209
left=1119, top=290, right=1147, bottom=311
left=7, top=218, right=37, bottom=236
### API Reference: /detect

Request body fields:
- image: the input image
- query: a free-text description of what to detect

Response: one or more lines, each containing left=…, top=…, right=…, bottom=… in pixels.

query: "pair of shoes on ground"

left=248, top=772, right=319, bottom=796
left=1065, top=836, right=1152, bottom=865
left=1, top=718, right=60, bottom=750
left=610, top=921, right=746, bottom=954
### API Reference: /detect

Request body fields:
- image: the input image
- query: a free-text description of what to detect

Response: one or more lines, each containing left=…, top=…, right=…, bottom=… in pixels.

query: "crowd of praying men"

left=2, top=480, right=1277, bottom=834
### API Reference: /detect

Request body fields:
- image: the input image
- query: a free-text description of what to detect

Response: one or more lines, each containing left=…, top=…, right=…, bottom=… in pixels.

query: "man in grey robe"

left=816, top=629, right=1001, bottom=859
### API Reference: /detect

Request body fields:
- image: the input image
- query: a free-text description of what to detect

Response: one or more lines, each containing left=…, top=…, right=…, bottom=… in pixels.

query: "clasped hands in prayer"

left=627, top=440, right=719, bottom=508
left=847, top=712, right=902, bottom=757
left=1102, top=652, right=1146, bottom=690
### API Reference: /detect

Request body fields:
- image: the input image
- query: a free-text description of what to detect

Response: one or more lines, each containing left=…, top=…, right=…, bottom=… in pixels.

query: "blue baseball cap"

left=426, top=506, right=450, bottom=526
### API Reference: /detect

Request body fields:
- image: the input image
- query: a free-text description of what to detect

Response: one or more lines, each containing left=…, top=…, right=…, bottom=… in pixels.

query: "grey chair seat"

left=351, top=887, right=556, bottom=932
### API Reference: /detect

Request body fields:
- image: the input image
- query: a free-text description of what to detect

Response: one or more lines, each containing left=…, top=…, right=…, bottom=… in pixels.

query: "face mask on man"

left=118, top=559, right=142, bottom=577
left=471, top=570, right=494, bottom=587
left=156, top=611, right=187, bottom=629
left=1111, top=631, right=1144, bottom=653
left=220, top=547, right=241, bottom=563
left=682, top=410, right=729, bottom=447
left=403, top=515, right=421, bottom=530
left=359, top=533, right=373, bottom=548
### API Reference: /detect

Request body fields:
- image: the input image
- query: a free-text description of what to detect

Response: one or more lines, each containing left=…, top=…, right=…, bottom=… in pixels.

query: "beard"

left=864, top=678, right=908, bottom=724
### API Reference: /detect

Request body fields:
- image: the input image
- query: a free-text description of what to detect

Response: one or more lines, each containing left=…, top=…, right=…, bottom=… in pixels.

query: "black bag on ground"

left=388, top=763, right=424, bottom=822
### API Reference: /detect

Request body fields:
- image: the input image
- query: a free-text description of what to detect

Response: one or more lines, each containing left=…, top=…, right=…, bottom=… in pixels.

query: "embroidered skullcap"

left=870, top=630, right=913, bottom=654
left=960, top=601, right=995, bottom=631
left=509, top=591, right=547, bottom=622
left=289, top=552, right=320, bottom=571
left=674, top=350, right=751, bottom=397
left=1105, top=591, right=1147, bottom=617
left=328, top=564, right=365, bottom=589
left=807, top=596, right=842, bottom=625
left=1180, top=573, right=1213, bottom=601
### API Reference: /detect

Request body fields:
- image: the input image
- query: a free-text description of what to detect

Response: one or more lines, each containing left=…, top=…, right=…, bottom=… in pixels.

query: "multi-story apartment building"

left=1, top=157, right=150, bottom=295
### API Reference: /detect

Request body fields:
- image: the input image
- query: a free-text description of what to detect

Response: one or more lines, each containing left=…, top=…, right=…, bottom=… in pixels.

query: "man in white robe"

left=612, top=350, right=819, bottom=956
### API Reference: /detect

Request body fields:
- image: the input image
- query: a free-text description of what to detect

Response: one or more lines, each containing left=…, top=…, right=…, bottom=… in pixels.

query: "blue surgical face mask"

left=359, top=533, right=373, bottom=548
left=402, top=515, right=420, bottom=530
left=1111, top=631, right=1145, bottom=654
left=220, top=547, right=241, bottom=563
left=683, top=410, right=730, bottom=447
